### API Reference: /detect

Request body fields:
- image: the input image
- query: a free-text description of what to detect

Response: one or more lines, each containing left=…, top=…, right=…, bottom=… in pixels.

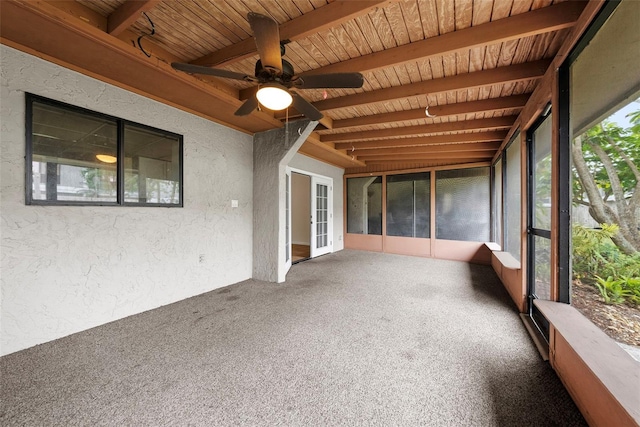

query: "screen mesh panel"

left=505, top=134, right=522, bottom=261
left=533, top=115, right=552, bottom=230
left=346, top=176, right=382, bottom=235
left=436, top=167, right=490, bottom=242
left=493, top=159, right=502, bottom=245
left=386, top=172, right=430, bottom=238
left=534, top=235, right=552, bottom=300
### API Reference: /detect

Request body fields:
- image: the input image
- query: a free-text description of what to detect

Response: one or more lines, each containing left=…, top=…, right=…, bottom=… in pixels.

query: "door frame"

left=286, top=167, right=334, bottom=263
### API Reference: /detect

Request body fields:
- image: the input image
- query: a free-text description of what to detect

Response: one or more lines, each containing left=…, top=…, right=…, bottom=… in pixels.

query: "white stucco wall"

left=0, top=45, right=254, bottom=355
left=288, top=153, right=345, bottom=252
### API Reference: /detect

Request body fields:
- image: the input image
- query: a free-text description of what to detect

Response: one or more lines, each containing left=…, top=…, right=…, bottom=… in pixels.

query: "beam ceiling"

left=0, top=0, right=588, bottom=170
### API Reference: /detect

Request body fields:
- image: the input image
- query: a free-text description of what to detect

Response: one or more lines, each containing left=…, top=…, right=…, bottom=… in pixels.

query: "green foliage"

left=572, top=223, right=640, bottom=305
left=573, top=104, right=640, bottom=205
left=594, top=276, right=632, bottom=304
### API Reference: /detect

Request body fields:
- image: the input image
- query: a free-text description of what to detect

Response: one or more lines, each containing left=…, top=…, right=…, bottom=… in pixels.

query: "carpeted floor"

left=0, top=250, right=586, bottom=426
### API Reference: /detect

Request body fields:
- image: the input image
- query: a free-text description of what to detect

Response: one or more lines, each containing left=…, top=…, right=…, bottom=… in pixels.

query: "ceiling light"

left=256, top=84, right=292, bottom=111
left=96, top=154, right=117, bottom=164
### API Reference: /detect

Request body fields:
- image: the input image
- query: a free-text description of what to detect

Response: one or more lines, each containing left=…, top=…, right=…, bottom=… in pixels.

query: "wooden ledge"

left=484, top=242, right=501, bottom=251
left=534, top=300, right=640, bottom=425
left=492, top=251, right=521, bottom=270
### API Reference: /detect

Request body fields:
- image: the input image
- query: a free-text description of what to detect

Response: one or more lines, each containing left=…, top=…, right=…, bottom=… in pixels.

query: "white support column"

left=253, top=119, right=318, bottom=282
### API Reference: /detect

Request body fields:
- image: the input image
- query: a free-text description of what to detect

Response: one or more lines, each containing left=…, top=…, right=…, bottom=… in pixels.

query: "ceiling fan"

left=171, top=12, right=364, bottom=121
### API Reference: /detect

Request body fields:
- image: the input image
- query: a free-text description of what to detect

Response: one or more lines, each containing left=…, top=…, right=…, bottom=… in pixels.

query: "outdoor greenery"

left=572, top=101, right=640, bottom=255
left=573, top=223, right=640, bottom=305
left=572, top=101, right=639, bottom=306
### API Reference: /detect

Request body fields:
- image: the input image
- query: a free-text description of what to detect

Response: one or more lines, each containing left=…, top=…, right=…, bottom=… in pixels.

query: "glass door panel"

left=311, top=176, right=332, bottom=257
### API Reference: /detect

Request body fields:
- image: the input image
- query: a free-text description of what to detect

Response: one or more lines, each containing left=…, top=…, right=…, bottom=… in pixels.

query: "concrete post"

left=253, top=119, right=318, bottom=282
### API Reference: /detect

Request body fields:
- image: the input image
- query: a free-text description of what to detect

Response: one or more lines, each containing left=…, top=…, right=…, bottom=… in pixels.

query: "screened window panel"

left=124, top=125, right=181, bottom=205
left=436, top=167, right=490, bottom=242
left=533, top=116, right=553, bottom=230
left=346, top=176, right=382, bottom=235
left=493, top=159, right=502, bottom=246
left=30, top=101, right=118, bottom=203
left=533, top=235, right=552, bottom=300
left=505, top=134, right=522, bottom=261
left=570, top=1, right=640, bottom=135
left=386, top=172, right=430, bottom=238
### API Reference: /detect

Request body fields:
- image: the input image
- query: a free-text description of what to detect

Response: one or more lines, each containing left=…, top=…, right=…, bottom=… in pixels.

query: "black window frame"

left=25, top=93, right=184, bottom=207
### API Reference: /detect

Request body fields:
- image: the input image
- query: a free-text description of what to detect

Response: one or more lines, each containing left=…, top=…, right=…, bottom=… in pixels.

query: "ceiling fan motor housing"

left=255, top=59, right=295, bottom=84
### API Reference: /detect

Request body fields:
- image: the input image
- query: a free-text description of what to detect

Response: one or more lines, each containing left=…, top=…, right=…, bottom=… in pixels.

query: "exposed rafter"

left=356, top=152, right=494, bottom=161
left=334, top=132, right=507, bottom=150
left=311, top=61, right=550, bottom=112
left=300, top=1, right=585, bottom=76
left=107, top=0, right=161, bottom=36
left=322, top=117, right=518, bottom=143
left=326, top=95, right=529, bottom=130
left=352, top=142, right=501, bottom=157
left=191, top=0, right=395, bottom=67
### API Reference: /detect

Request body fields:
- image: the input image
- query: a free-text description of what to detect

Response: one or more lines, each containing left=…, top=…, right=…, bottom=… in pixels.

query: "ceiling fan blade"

left=234, top=97, right=259, bottom=116
left=291, top=93, right=323, bottom=121
left=247, top=12, right=282, bottom=74
left=294, top=73, right=364, bottom=89
left=172, top=62, right=253, bottom=81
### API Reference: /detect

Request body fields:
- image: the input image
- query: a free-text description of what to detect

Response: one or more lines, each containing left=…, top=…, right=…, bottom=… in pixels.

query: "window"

left=492, top=158, right=502, bottom=246
left=26, top=94, right=182, bottom=206
left=386, top=172, right=430, bottom=238
left=504, top=132, right=522, bottom=261
left=435, top=167, right=490, bottom=242
left=529, top=113, right=553, bottom=302
left=566, top=0, right=639, bottom=348
left=346, top=176, right=382, bottom=235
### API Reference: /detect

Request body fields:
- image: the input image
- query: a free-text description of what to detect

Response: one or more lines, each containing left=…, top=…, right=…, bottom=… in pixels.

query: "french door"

left=310, top=176, right=333, bottom=258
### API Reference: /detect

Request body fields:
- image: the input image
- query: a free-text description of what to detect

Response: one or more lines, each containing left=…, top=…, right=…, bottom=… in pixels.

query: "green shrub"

left=573, top=223, right=640, bottom=305
left=594, top=275, right=632, bottom=304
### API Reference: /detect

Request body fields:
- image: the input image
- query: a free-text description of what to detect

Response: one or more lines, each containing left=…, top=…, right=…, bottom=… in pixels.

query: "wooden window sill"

left=492, top=250, right=521, bottom=270
left=534, top=300, right=640, bottom=425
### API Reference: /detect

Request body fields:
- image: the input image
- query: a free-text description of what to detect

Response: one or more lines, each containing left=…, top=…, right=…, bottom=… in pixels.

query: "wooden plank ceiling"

left=0, top=0, right=586, bottom=171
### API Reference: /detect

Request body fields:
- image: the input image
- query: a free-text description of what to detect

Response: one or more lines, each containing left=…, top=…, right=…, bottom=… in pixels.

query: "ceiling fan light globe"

left=256, top=86, right=292, bottom=111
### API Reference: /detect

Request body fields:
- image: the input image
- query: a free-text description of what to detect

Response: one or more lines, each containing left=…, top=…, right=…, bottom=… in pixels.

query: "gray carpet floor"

left=0, top=250, right=586, bottom=426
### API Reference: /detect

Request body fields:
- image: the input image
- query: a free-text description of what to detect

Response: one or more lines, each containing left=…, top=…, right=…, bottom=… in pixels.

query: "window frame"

left=25, top=93, right=184, bottom=207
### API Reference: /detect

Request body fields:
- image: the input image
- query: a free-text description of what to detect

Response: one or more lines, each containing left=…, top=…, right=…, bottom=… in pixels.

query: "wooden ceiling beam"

left=330, top=95, right=528, bottom=130
left=358, top=152, right=493, bottom=161
left=301, top=1, right=585, bottom=76
left=107, top=0, right=162, bottom=36
left=298, top=138, right=366, bottom=168
left=360, top=160, right=490, bottom=167
left=313, top=60, right=549, bottom=112
left=322, top=116, right=517, bottom=143
left=191, top=0, right=395, bottom=67
left=352, top=142, right=501, bottom=157
left=335, top=131, right=507, bottom=150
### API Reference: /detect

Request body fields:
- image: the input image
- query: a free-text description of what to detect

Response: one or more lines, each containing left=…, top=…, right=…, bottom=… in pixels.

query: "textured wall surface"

left=0, top=46, right=254, bottom=355
left=253, top=120, right=316, bottom=283
left=288, top=153, right=345, bottom=252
